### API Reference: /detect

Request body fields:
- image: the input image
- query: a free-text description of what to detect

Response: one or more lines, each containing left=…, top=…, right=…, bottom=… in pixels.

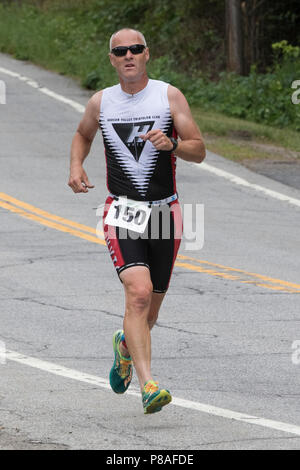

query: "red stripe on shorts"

left=103, top=196, right=125, bottom=269
left=166, top=200, right=182, bottom=290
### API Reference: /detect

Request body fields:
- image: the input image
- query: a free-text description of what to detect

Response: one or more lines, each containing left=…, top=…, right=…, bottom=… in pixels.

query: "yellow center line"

left=0, top=192, right=103, bottom=237
left=176, top=255, right=300, bottom=291
left=174, top=262, right=300, bottom=293
left=1, top=192, right=299, bottom=293
left=0, top=199, right=105, bottom=246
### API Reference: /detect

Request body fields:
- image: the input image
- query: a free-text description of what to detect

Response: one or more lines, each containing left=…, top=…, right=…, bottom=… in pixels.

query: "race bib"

left=105, top=197, right=152, bottom=233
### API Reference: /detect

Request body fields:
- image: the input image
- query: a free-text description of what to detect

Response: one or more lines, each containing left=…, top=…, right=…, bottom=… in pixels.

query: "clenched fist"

left=140, top=129, right=173, bottom=151
left=68, top=166, right=94, bottom=193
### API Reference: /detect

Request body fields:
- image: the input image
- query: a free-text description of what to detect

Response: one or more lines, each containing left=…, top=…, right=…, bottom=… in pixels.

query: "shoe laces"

left=144, top=380, right=159, bottom=395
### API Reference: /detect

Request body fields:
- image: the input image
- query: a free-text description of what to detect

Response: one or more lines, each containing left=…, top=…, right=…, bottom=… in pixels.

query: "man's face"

left=109, top=30, right=149, bottom=82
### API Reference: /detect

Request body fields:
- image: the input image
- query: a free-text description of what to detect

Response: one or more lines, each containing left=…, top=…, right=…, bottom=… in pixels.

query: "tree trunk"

left=226, top=0, right=244, bottom=74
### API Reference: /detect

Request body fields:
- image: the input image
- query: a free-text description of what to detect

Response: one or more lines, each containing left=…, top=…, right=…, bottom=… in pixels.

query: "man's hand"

left=140, top=129, right=173, bottom=151
left=68, top=166, right=94, bottom=193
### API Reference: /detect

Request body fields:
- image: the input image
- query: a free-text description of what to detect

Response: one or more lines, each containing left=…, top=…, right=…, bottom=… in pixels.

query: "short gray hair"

left=109, top=28, right=147, bottom=52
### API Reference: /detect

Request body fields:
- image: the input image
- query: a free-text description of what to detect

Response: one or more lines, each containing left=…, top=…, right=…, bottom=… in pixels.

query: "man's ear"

left=108, top=53, right=116, bottom=68
left=145, top=47, right=150, bottom=63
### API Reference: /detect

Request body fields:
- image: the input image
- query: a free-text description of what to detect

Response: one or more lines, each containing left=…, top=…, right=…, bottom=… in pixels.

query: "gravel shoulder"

left=206, top=135, right=300, bottom=190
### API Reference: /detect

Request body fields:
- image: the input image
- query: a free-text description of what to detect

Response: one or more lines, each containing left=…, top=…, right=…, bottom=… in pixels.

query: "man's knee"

left=125, top=282, right=153, bottom=313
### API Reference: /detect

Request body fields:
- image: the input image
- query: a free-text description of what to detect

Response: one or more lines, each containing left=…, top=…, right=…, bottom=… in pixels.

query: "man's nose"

left=125, top=49, right=133, bottom=58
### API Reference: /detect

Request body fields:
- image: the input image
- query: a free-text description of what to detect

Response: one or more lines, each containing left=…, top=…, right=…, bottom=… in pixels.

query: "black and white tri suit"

left=99, top=79, right=182, bottom=293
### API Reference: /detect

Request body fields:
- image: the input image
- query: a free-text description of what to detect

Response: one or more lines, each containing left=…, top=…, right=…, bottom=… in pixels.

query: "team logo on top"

left=112, top=121, right=154, bottom=161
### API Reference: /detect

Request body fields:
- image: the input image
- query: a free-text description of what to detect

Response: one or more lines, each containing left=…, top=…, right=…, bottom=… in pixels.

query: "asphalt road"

left=1, top=53, right=300, bottom=451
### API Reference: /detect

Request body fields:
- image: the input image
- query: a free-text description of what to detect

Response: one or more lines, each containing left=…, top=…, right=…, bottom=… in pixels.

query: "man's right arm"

left=68, top=91, right=102, bottom=193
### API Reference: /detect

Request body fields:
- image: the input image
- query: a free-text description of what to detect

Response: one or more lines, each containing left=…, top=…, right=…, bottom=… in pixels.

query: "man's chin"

left=121, top=71, right=142, bottom=82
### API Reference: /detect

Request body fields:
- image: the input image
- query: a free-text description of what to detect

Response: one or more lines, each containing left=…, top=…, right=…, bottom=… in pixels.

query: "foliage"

left=0, top=0, right=299, bottom=131
left=186, top=62, right=300, bottom=131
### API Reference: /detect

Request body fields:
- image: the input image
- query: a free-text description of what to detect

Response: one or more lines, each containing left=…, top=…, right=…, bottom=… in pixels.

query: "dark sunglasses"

left=111, top=44, right=146, bottom=57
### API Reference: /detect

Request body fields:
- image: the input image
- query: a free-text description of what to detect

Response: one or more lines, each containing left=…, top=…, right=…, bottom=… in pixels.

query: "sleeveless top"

left=99, top=79, right=177, bottom=201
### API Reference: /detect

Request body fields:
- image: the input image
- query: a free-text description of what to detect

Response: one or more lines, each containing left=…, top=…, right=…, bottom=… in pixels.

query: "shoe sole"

left=144, top=390, right=172, bottom=414
left=109, top=330, right=132, bottom=394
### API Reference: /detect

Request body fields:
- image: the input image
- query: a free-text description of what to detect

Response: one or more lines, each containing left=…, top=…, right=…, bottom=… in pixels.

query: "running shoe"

left=142, top=380, right=172, bottom=414
left=109, top=329, right=133, bottom=394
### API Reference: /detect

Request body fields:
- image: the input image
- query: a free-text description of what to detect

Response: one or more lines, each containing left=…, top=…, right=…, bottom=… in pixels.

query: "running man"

left=68, top=28, right=206, bottom=414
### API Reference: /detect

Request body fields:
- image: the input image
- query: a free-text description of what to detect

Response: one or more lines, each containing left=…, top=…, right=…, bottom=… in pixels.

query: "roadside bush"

left=0, top=2, right=299, bottom=131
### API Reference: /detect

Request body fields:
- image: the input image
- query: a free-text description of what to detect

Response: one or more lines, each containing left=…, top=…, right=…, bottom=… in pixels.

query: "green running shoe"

left=142, top=380, right=172, bottom=414
left=109, top=330, right=133, bottom=394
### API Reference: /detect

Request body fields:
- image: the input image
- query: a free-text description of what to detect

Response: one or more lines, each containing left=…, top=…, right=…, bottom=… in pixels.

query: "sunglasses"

left=111, top=44, right=146, bottom=57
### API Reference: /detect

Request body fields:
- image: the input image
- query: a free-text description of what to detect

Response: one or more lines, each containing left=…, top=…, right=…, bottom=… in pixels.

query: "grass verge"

left=0, top=1, right=299, bottom=163
left=193, top=107, right=300, bottom=161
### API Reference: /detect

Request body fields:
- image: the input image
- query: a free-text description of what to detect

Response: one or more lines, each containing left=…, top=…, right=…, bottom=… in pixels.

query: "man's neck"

left=119, top=75, right=149, bottom=95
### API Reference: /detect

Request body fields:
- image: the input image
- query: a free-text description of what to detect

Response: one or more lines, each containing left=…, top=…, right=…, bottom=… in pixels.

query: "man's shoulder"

left=88, top=86, right=119, bottom=113
left=87, top=90, right=102, bottom=108
left=83, top=90, right=104, bottom=120
left=167, top=84, right=188, bottom=107
left=89, top=83, right=119, bottom=101
left=145, top=80, right=183, bottom=103
left=149, top=79, right=180, bottom=93
left=167, top=85, right=191, bottom=119
left=167, top=84, right=183, bottom=98
left=149, top=78, right=170, bottom=90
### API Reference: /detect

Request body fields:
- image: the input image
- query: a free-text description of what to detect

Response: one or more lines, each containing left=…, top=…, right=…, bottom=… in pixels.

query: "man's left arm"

left=168, top=85, right=205, bottom=163
left=140, top=85, right=205, bottom=163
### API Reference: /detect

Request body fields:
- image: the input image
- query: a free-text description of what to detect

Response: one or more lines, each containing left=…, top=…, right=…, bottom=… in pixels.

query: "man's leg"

left=147, top=292, right=166, bottom=330
left=119, top=267, right=171, bottom=414
left=119, top=291, right=165, bottom=356
left=119, top=265, right=154, bottom=391
left=118, top=277, right=166, bottom=384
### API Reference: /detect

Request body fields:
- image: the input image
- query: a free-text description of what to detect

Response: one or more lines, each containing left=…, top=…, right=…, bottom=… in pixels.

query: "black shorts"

left=103, top=195, right=182, bottom=293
